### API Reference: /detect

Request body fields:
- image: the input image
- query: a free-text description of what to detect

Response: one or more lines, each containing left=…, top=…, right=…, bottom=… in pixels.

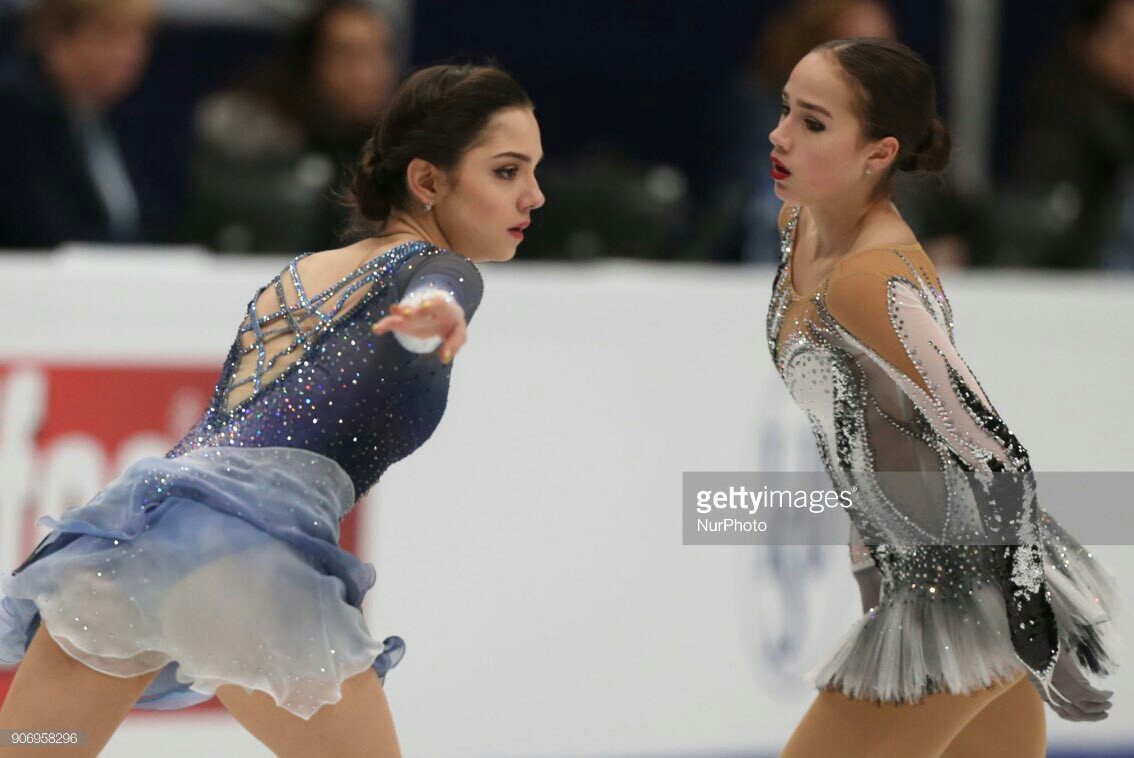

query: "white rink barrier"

left=2, top=248, right=1131, bottom=757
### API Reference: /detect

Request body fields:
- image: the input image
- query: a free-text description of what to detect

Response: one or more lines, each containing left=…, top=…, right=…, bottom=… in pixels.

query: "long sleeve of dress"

left=395, top=248, right=483, bottom=324
left=388, top=249, right=484, bottom=354
left=818, top=254, right=1118, bottom=698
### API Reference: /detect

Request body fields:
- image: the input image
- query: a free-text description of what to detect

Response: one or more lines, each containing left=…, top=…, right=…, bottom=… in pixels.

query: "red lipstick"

left=771, top=158, right=792, bottom=181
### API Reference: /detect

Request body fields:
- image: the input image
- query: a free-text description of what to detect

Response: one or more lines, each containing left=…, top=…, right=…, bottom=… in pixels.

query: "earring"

left=423, top=202, right=433, bottom=212
left=865, top=167, right=873, bottom=176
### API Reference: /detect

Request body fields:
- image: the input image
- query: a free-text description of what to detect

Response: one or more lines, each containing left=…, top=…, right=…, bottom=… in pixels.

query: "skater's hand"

left=371, top=293, right=467, bottom=363
left=854, top=565, right=882, bottom=614
left=1033, top=650, right=1113, bottom=722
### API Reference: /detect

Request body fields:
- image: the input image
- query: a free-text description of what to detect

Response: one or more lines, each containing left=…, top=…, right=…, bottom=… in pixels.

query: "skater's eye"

left=780, top=103, right=824, bottom=132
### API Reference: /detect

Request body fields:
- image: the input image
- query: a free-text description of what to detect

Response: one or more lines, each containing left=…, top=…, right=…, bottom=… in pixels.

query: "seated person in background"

left=0, top=0, right=157, bottom=249
left=998, top=0, right=1134, bottom=269
left=178, top=0, right=402, bottom=254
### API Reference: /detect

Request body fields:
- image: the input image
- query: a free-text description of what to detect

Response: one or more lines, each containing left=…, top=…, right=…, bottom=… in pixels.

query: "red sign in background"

left=0, top=364, right=365, bottom=714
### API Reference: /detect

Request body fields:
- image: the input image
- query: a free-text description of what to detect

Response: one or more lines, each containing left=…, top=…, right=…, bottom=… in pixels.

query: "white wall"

left=2, top=250, right=1131, bottom=756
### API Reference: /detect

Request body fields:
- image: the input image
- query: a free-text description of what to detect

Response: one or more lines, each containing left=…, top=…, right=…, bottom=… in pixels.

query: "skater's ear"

left=405, top=158, right=447, bottom=209
left=863, top=135, right=900, bottom=175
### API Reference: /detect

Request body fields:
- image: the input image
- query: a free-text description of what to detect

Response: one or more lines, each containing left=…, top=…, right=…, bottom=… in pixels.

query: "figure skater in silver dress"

left=764, top=38, right=1118, bottom=757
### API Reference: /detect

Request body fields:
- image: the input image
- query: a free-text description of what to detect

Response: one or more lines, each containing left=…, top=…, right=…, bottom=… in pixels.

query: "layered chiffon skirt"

left=0, top=446, right=404, bottom=719
left=811, top=516, right=1121, bottom=702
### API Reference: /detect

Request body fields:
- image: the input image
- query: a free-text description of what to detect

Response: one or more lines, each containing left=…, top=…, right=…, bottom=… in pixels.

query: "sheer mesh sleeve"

left=395, top=249, right=484, bottom=324
left=824, top=255, right=1060, bottom=687
left=389, top=249, right=484, bottom=354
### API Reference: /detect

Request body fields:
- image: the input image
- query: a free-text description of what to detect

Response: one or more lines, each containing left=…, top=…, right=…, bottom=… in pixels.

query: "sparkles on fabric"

left=0, top=241, right=482, bottom=718
left=173, top=240, right=483, bottom=495
left=766, top=206, right=1119, bottom=703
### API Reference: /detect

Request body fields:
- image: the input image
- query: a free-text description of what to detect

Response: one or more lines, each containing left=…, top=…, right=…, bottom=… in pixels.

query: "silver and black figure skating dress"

left=0, top=241, right=481, bottom=718
left=765, top=205, right=1119, bottom=703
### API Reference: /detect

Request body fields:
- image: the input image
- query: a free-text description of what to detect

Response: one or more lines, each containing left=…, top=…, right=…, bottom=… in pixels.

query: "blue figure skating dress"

left=0, top=241, right=481, bottom=718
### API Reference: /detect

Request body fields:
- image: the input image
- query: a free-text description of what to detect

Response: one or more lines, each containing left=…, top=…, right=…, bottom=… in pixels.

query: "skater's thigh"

left=779, top=672, right=1025, bottom=758
left=941, top=673, right=1045, bottom=758
left=0, top=624, right=161, bottom=757
left=215, top=667, right=400, bottom=758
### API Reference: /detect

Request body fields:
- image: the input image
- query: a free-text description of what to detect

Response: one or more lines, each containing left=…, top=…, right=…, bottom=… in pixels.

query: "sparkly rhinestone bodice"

left=167, top=241, right=482, bottom=498
left=765, top=205, right=1061, bottom=683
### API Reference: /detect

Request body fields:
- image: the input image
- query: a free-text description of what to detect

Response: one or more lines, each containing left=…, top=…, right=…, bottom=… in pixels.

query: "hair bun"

left=348, top=136, right=392, bottom=224
left=341, top=63, right=533, bottom=237
left=901, top=116, right=951, bottom=175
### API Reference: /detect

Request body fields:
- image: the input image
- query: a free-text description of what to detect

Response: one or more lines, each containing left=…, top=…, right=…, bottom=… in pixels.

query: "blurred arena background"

left=1, top=0, right=1132, bottom=755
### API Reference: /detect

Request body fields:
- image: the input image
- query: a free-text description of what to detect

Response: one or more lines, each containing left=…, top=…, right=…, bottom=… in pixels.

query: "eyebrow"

left=492, top=151, right=543, bottom=163
left=780, top=91, right=833, bottom=119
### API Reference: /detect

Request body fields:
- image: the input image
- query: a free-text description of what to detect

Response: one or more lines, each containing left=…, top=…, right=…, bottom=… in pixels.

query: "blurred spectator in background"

left=514, top=152, right=692, bottom=260
left=0, top=0, right=157, bottom=248
left=998, top=0, right=1134, bottom=269
left=177, top=0, right=402, bottom=254
left=695, top=0, right=973, bottom=268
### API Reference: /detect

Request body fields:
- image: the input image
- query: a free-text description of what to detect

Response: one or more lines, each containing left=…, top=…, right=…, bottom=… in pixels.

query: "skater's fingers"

left=439, top=321, right=468, bottom=364
left=371, top=315, right=408, bottom=335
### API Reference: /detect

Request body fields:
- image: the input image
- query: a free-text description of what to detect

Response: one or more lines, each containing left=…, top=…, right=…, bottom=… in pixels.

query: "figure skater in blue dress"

left=0, top=62, right=544, bottom=757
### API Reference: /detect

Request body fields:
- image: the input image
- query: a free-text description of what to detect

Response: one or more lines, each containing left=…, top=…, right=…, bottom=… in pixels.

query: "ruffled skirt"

left=0, top=446, right=404, bottom=719
left=811, top=514, right=1121, bottom=703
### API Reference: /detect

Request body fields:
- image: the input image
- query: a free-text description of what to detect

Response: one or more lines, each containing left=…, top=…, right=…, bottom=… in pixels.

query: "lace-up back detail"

left=170, top=240, right=483, bottom=498
left=221, top=241, right=434, bottom=413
